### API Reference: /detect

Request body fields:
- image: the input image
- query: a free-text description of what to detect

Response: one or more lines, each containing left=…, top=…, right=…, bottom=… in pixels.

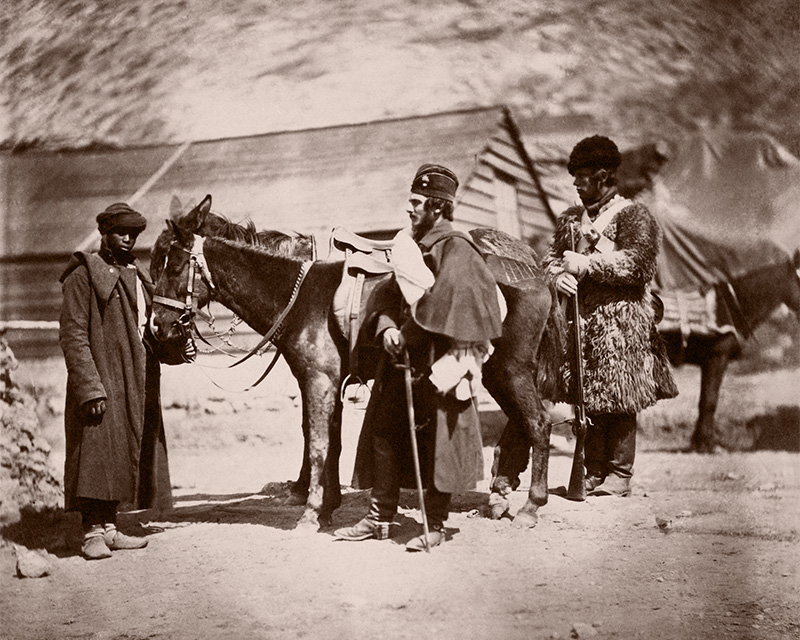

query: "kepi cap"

left=411, top=164, right=459, bottom=202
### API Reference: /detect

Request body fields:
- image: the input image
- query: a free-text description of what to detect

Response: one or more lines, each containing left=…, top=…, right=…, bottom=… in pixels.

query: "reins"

left=230, top=259, right=313, bottom=368
left=153, top=234, right=314, bottom=389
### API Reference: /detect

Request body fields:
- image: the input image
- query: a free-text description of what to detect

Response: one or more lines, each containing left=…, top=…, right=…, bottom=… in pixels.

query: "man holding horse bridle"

left=335, top=164, right=503, bottom=550
left=546, top=135, right=678, bottom=496
left=59, top=203, right=175, bottom=559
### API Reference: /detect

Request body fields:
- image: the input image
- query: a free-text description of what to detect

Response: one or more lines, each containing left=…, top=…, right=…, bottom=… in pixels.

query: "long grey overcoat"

left=59, top=251, right=171, bottom=515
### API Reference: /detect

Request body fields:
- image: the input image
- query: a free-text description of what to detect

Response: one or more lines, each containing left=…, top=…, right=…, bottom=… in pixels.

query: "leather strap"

left=230, top=260, right=314, bottom=368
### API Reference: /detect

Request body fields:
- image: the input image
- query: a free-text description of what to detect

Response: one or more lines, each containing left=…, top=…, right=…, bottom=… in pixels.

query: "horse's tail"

left=533, top=281, right=567, bottom=401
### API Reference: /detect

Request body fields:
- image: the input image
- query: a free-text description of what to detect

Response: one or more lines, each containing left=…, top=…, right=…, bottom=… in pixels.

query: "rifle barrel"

left=566, top=222, right=588, bottom=501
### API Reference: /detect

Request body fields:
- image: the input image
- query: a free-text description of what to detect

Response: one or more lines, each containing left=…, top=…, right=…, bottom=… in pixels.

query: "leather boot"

left=405, top=523, right=445, bottom=552
left=589, top=414, right=636, bottom=497
left=585, top=474, right=605, bottom=492
left=589, top=473, right=631, bottom=497
left=334, top=518, right=395, bottom=541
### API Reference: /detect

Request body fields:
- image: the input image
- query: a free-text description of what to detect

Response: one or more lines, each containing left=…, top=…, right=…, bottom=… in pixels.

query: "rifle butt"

left=566, top=424, right=587, bottom=501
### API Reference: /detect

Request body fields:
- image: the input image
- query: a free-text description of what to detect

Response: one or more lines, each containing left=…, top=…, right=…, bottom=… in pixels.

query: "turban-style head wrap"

left=96, top=202, right=147, bottom=235
left=411, top=164, right=459, bottom=202
left=567, top=135, right=621, bottom=175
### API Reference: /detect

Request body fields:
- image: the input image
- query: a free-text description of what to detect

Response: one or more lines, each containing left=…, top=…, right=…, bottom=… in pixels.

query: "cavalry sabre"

left=402, top=349, right=431, bottom=552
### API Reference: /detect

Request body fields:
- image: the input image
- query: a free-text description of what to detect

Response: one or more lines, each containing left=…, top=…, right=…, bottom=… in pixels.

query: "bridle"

left=153, top=237, right=216, bottom=343
left=152, top=233, right=314, bottom=385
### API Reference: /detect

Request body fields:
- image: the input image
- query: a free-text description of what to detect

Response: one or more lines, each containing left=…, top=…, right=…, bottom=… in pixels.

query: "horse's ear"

left=184, top=194, right=211, bottom=232
left=169, top=195, right=183, bottom=220
left=197, top=195, right=212, bottom=222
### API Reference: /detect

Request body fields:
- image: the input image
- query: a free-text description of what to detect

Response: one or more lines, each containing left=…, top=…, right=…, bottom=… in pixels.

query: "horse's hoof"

left=691, top=441, right=724, bottom=455
left=295, top=512, right=320, bottom=534
left=511, top=509, right=539, bottom=529
left=488, top=492, right=511, bottom=520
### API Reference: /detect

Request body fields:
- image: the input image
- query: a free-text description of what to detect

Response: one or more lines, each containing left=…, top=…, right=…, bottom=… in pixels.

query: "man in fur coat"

left=545, top=136, right=678, bottom=497
left=335, top=164, right=503, bottom=550
left=60, top=203, right=172, bottom=559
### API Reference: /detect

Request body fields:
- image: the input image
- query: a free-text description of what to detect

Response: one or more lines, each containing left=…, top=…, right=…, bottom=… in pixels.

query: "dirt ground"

left=1, top=360, right=799, bottom=640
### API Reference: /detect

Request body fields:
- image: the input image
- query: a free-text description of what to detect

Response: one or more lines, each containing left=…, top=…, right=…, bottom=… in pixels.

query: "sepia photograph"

left=1, top=2, right=798, bottom=638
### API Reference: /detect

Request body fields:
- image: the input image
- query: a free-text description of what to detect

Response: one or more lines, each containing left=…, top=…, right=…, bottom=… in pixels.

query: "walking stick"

left=402, top=349, right=431, bottom=552
left=566, top=222, right=590, bottom=501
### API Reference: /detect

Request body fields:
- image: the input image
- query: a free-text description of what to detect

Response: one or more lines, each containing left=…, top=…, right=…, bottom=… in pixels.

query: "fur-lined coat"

left=544, top=197, right=678, bottom=414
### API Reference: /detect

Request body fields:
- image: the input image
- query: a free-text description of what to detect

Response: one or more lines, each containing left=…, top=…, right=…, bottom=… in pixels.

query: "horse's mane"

left=203, top=210, right=313, bottom=257
left=151, top=208, right=314, bottom=282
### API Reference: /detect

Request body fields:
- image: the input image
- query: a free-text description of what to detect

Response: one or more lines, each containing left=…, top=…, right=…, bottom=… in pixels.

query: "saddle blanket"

left=657, top=286, right=737, bottom=337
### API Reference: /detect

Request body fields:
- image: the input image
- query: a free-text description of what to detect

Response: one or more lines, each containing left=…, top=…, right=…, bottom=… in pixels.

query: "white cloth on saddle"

left=390, top=228, right=435, bottom=307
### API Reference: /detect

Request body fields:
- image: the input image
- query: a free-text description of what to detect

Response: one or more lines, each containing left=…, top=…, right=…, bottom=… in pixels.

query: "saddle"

left=330, top=227, right=396, bottom=386
left=329, top=226, right=543, bottom=387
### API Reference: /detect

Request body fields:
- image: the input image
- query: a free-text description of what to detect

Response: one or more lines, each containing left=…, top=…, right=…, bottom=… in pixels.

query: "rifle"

left=566, top=222, right=590, bottom=501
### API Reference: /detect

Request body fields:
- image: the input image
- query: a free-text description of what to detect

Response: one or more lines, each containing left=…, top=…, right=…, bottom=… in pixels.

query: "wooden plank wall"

left=456, top=122, right=555, bottom=249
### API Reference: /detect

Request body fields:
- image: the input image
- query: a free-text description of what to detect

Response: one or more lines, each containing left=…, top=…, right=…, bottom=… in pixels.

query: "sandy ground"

left=1, top=360, right=799, bottom=640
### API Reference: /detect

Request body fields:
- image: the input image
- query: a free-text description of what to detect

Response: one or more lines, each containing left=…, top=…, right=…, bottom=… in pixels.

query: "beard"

left=411, top=210, right=436, bottom=242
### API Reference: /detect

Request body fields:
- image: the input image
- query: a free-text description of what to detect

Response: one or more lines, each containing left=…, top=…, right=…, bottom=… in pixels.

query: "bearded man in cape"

left=335, top=164, right=503, bottom=551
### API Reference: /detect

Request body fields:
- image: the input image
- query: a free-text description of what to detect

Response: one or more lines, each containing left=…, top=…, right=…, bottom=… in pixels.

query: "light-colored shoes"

left=82, top=535, right=112, bottom=560
left=82, top=526, right=112, bottom=560
left=103, top=524, right=148, bottom=550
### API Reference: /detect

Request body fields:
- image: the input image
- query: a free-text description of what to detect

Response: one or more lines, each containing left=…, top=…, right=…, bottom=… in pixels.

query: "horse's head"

left=150, top=195, right=215, bottom=344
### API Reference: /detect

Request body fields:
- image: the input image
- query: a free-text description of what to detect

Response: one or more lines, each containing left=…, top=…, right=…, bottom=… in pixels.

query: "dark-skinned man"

left=60, top=203, right=179, bottom=559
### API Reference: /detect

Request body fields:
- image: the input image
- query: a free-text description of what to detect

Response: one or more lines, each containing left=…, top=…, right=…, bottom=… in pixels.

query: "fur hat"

left=411, top=164, right=459, bottom=202
left=567, top=135, right=621, bottom=175
left=96, top=202, right=147, bottom=235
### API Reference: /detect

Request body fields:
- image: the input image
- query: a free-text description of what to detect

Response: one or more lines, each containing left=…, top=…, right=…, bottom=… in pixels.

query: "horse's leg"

left=690, top=334, right=737, bottom=453
left=285, top=422, right=311, bottom=505
left=483, top=355, right=551, bottom=529
left=484, top=283, right=554, bottom=529
left=510, top=389, right=550, bottom=530
left=488, top=413, right=530, bottom=519
left=319, top=396, right=343, bottom=526
left=296, top=372, right=339, bottom=531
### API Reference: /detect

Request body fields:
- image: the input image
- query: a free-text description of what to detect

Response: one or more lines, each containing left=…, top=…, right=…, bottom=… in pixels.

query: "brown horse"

left=659, top=254, right=800, bottom=452
left=616, top=144, right=800, bottom=453
left=149, top=195, right=564, bottom=530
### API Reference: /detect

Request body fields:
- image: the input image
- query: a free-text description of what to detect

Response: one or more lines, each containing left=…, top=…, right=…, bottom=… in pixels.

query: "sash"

left=577, top=196, right=632, bottom=254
